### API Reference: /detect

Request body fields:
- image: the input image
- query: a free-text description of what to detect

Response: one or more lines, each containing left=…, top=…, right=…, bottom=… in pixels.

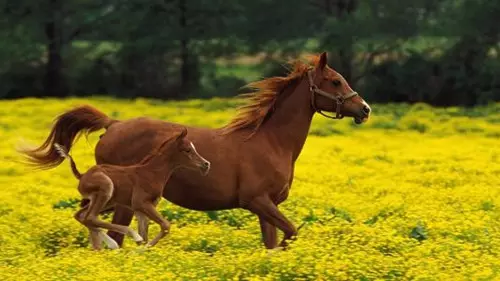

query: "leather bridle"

left=307, top=69, right=358, bottom=119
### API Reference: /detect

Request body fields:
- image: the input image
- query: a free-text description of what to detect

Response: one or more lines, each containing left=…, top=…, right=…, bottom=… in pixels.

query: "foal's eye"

left=332, top=80, right=341, bottom=87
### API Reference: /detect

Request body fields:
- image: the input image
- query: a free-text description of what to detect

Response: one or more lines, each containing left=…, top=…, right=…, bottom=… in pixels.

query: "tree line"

left=1, top=0, right=499, bottom=106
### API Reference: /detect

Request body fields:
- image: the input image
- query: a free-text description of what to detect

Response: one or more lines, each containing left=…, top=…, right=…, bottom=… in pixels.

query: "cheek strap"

left=307, top=69, right=358, bottom=119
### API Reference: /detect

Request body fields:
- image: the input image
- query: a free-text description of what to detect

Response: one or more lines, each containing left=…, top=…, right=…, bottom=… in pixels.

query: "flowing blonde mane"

left=221, top=54, right=323, bottom=135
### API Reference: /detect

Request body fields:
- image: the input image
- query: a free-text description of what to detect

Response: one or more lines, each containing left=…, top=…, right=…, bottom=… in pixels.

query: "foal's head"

left=308, top=52, right=371, bottom=124
left=157, top=127, right=210, bottom=176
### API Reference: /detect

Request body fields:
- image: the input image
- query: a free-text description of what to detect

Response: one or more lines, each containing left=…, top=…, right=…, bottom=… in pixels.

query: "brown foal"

left=54, top=127, right=210, bottom=249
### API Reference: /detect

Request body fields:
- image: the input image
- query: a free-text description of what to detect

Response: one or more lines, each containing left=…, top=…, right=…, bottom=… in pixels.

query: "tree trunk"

left=338, top=48, right=353, bottom=83
left=435, top=36, right=494, bottom=106
left=337, top=0, right=357, bottom=83
left=44, top=0, right=67, bottom=97
left=179, top=0, right=189, bottom=98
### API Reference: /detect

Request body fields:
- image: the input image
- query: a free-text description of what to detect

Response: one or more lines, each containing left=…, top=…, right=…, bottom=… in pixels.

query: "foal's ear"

left=176, top=127, right=188, bottom=142
left=318, top=52, right=328, bottom=70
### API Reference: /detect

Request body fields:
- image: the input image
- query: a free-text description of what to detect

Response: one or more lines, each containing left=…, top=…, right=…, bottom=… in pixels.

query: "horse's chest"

left=239, top=148, right=295, bottom=204
left=266, top=163, right=293, bottom=194
left=275, top=168, right=294, bottom=203
left=265, top=163, right=291, bottom=184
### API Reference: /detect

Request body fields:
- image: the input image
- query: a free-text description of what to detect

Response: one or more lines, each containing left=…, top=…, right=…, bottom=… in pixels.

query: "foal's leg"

left=136, top=212, right=149, bottom=244
left=82, top=191, right=144, bottom=245
left=134, top=201, right=170, bottom=247
left=98, top=232, right=120, bottom=249
left=74, top=206, right=104, bottom=250
left=245, top=195, right=297, bottom=248
left=106, top=205, right=135, bottom=247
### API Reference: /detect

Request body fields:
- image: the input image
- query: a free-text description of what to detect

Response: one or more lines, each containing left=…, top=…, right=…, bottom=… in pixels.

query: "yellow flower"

left=1, top=98, right=499, bottom=280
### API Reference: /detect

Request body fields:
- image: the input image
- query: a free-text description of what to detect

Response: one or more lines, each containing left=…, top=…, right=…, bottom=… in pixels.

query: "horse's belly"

left=163, top=175, right=239, bottom=211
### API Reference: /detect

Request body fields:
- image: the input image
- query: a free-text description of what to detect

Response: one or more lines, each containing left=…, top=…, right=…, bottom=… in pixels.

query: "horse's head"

left=165, top=127, right=211, bottom=176
left=308, top=52, right=371, bottom=124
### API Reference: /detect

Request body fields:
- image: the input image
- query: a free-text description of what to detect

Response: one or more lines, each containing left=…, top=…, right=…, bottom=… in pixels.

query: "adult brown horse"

left=19, top=52, right=371, bottom=249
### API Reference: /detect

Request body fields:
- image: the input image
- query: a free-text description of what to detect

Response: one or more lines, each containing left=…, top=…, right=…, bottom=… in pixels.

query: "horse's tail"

left=54, top=143, right=82, bottom=180
left=17, top=105, right=118, bottom=170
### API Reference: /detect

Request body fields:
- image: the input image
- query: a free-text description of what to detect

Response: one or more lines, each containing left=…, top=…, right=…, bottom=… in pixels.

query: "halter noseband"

left=307, top=69, right=358, bottom=119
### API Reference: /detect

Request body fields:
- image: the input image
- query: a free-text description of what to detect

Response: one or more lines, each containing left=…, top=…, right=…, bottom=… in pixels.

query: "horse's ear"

left=176, top=127, right=188, bottom=141
left=318, top=52, right=328, bottom=70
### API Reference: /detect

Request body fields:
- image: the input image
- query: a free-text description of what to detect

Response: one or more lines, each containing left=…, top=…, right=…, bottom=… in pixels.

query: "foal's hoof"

left=130, top=231, right=144, bottom=244
left=106, top=242, right=120, bottom=250
left=104, top=238, right=120, bottom=250
left=134, top=237, right=144, bottom=245
left=100, top=233, right=120, bottom=250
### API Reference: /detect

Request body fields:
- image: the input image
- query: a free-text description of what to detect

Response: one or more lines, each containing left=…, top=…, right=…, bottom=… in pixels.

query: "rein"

left=307, top=69, right=358, bottom=119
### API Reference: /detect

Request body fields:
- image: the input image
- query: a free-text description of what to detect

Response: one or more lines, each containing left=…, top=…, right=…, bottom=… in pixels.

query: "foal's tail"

left=54, top=143, right=82, bottom=180
left=17, top=105, right=118, bottom=170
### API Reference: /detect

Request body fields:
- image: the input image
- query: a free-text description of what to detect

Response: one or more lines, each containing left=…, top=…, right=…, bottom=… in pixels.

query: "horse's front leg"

left=260, top=178, right=292, bottom=249
left=246, top=195, right=297, bottom=248
left=259, top=216, right=278, bottom=249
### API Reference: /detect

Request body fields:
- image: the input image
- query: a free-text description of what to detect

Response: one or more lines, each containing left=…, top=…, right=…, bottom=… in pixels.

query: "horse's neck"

left=260, top=78, right=314, bottom=161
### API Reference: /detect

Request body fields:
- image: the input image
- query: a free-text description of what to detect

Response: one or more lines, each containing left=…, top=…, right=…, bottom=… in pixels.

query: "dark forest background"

left=1, top=0, right=499, bottom=106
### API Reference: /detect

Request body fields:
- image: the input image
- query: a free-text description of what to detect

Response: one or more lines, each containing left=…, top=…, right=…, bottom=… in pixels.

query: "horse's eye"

left=332, top=80, right=341, bottom=87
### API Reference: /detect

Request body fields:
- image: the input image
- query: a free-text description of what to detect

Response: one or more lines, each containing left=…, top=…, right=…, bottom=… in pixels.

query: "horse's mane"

left=221, top=54, right=323, bottom=136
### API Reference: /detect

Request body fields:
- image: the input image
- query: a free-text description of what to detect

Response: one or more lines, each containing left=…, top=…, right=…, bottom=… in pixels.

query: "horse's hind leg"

left=245, top=195, right=297, bottom=249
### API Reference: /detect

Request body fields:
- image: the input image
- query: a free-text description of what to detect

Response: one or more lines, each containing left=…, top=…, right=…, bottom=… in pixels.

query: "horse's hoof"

left=265, top=246, right=285, bottom=256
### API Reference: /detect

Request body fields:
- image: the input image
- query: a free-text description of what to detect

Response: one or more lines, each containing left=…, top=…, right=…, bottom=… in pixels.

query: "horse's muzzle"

left=354, top=104, right=371, bottom=124
left=200, top=161, right=210, bottom=176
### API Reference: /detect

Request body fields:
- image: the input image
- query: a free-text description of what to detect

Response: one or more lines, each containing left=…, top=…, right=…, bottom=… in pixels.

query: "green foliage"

left=53, top=198, right=81, bottom=210
left=0, top=0, right=499, bottom=105
left=410, top=223, right=428, bottom=242
left=329, top=207, right=353, bottom=223
left=39, top=228, right=72, bottom=256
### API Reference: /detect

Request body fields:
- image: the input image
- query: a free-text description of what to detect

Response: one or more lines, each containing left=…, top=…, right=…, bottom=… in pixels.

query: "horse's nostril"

left=362, top=105, right=371, bottom=115
left=203, top=161, right=210, bottom=168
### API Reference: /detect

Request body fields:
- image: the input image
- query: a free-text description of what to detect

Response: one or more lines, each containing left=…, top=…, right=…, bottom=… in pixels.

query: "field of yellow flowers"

left=1, top=97, right=500, bottom=281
